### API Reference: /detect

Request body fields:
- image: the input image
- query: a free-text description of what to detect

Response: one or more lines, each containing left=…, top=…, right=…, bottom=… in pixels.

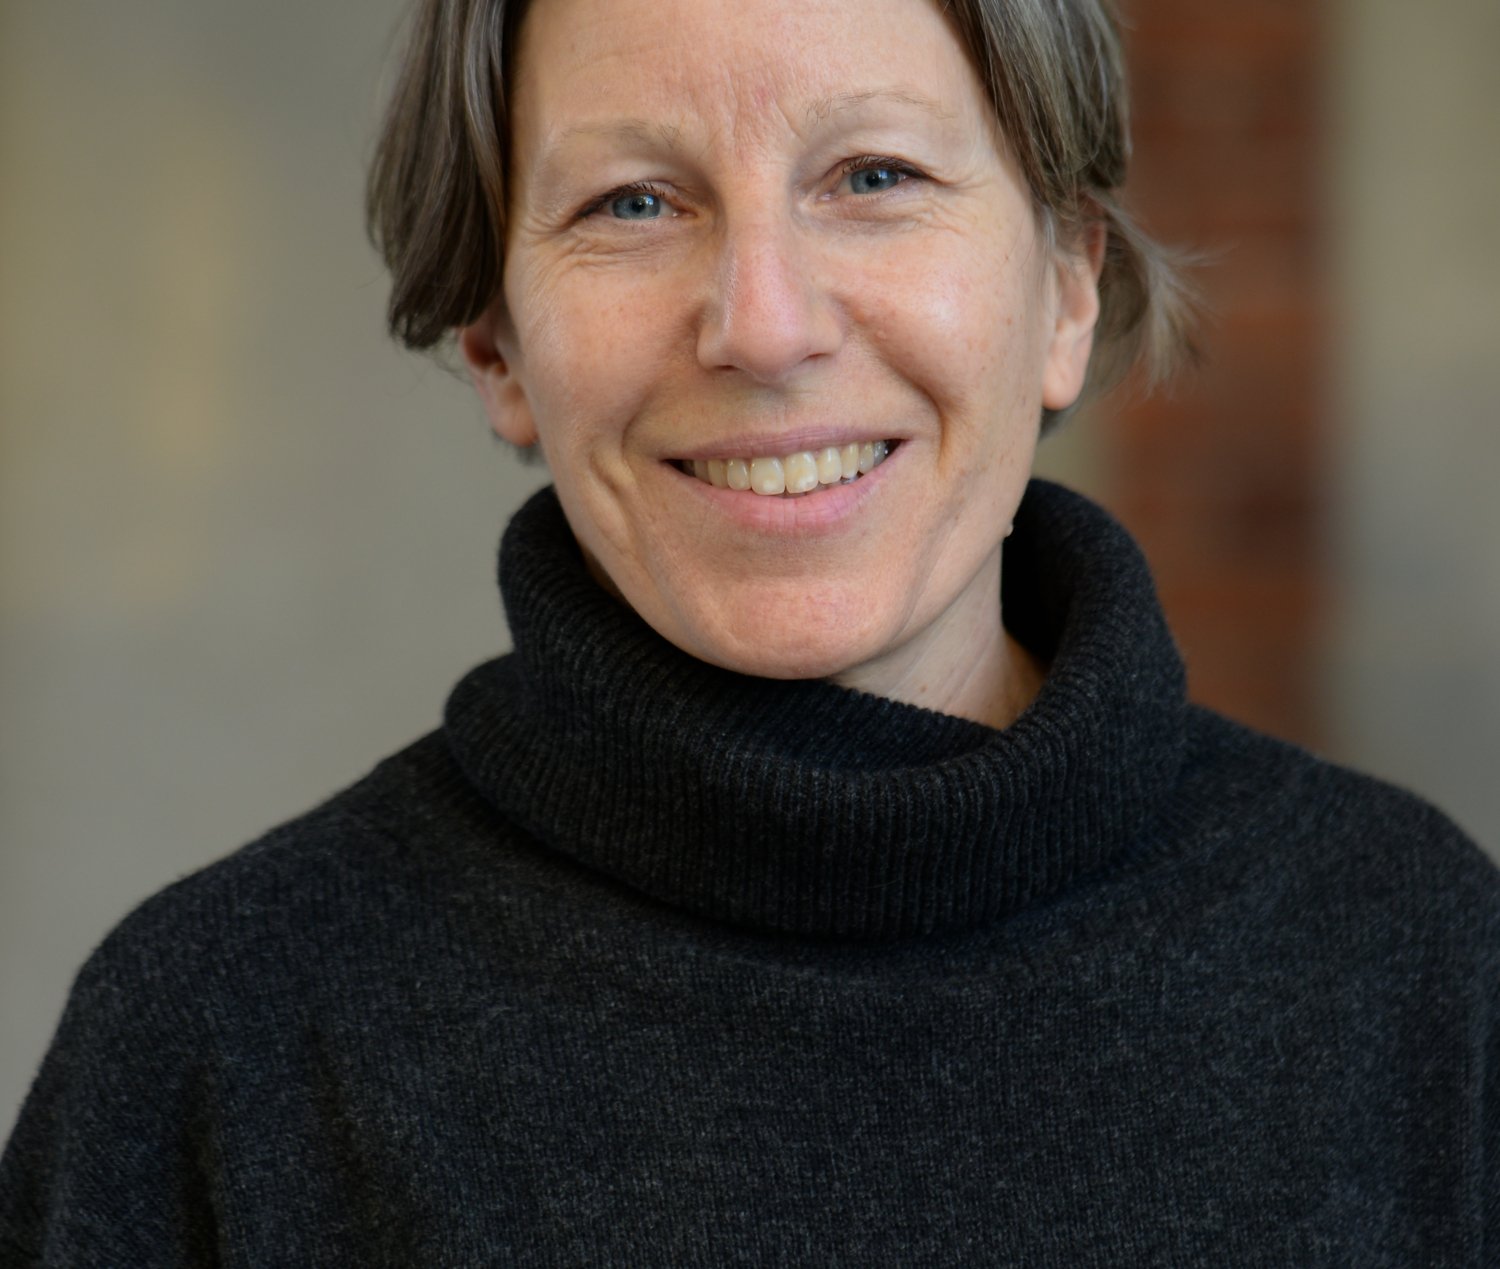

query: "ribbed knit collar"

left=444, top=479, right=1186, bottom=941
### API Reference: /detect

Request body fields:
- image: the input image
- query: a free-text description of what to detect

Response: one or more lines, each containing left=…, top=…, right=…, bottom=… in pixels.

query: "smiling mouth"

left=675, top=440, right=895, bottom=497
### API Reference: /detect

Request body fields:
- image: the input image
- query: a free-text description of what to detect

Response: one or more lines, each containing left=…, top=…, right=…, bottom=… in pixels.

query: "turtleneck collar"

left=444, top=478, right=1186, bottom=941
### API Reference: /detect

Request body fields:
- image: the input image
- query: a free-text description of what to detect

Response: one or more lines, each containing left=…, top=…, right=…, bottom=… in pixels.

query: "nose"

left=695, top=216, right=843, bottom=382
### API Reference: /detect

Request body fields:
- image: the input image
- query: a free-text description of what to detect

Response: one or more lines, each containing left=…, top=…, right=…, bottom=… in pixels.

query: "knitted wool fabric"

left=2, top=479, right=1496, bottom=1267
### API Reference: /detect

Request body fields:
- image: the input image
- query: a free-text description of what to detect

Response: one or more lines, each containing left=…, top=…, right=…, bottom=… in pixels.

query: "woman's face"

left=463, top=0, right=1101, bottom=692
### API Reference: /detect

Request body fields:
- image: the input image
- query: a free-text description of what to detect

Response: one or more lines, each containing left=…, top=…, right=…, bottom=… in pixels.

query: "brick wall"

left=1106, top=0, right=1328, bottom=747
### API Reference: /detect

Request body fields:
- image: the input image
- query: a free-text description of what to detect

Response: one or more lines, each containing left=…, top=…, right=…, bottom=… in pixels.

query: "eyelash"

left=575, top=156, right=925, bottom=221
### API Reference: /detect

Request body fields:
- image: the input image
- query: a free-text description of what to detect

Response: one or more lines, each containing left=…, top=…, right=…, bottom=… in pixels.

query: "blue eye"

left=847, top=165, right=906, bottom=195
left=607, top=187, right=664, bottom=219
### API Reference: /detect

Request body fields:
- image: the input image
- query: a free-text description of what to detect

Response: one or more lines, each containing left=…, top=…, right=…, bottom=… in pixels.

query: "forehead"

left=507, top=0, right=990, bottom=158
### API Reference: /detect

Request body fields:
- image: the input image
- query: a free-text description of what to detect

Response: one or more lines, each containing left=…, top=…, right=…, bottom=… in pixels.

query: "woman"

left=2, top=0, right=1494, bottom=1263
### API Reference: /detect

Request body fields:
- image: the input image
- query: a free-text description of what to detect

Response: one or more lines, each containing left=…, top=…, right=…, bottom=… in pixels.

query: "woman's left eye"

left=837, top=158, right=922, bottom=197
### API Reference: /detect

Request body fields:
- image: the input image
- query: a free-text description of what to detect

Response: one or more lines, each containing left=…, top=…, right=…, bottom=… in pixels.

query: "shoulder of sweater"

left=71, top=728, right=539, bottom=997
left=1172, top=704, right=1500, bottom=950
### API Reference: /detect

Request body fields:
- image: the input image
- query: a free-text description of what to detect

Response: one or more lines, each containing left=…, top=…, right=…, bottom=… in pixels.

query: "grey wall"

left=1326, top=0, right=1500, bottom=852
left=3, top=0, right=1497, bottom=1141
left=0, top=0, right=549, bottom=1137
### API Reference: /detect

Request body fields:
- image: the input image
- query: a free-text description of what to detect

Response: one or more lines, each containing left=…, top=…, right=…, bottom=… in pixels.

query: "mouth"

left=671, top=440, right=897, bottom=498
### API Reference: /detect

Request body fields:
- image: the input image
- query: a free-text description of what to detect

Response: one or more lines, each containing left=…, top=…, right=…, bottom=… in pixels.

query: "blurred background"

left=2, top=0, right=1497, bottom=1138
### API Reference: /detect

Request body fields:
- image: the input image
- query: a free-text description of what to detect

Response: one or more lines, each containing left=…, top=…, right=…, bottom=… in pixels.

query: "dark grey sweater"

left=3, top=480, right=1496, bottom=1267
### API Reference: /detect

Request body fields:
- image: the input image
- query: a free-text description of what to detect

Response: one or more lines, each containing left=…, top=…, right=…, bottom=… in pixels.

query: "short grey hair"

left=367, top=0, right=1197, bottom=428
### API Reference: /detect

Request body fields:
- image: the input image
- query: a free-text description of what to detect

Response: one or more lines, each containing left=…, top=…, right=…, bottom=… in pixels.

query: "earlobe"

left=1040, top=220, right=1106, bottom=413
left=458, top=306, right=539, bottom=449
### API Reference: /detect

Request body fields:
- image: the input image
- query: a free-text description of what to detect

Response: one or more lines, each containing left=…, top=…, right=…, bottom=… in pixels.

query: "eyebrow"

left=546, top=119, right=685, bottom=150
left=803, top=89, right=956, bottom=129
left=546, top=88, right=952, bottom=152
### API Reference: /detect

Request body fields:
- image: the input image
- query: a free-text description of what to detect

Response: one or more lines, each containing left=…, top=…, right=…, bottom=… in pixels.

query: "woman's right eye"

left=580, top=182, right=672, bottom=222
left=607, top=187, right=664, bottom=220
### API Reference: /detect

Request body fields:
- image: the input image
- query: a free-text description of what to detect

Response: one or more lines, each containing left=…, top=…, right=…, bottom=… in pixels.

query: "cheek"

left=863, top=234, right=1045, bottom=433
left=509, top=267, right=679, bottom=567
left=511, top=266, right=652, bottom=440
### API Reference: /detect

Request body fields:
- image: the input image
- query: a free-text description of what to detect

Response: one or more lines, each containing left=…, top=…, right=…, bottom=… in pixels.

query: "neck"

left=832, top=550, right=1045, bottom=730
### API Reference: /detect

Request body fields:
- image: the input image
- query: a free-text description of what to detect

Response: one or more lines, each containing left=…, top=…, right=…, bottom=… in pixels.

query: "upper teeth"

left=686, top=442, right=890, bottom=496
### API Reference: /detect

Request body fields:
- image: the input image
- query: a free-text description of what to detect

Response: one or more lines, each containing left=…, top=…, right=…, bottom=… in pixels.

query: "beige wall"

left=3, top=0, right=1497, bottom=1140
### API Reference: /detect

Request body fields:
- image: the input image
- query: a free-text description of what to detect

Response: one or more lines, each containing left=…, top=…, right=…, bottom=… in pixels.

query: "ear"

left=457, top=299, right=539, bottom=448
left=1040, top=218, right=1107, bottom=413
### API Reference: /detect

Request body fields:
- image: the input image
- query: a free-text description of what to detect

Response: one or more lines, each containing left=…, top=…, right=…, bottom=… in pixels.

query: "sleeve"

left=0, top=926, right=221, bottom=1268
left=1485, top=930, right=1500, bottom=1264
left=1442, top=822, right=1500, bottom=1263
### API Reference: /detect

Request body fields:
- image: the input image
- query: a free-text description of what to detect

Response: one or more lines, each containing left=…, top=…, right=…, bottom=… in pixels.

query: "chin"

left=670, top=605, right=899, bottom=685
left=705, top=645, right=862, bottom=683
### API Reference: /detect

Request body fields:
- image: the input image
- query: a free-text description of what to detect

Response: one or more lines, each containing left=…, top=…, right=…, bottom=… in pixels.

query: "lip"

left=662, top=439, right=903, bottom=536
